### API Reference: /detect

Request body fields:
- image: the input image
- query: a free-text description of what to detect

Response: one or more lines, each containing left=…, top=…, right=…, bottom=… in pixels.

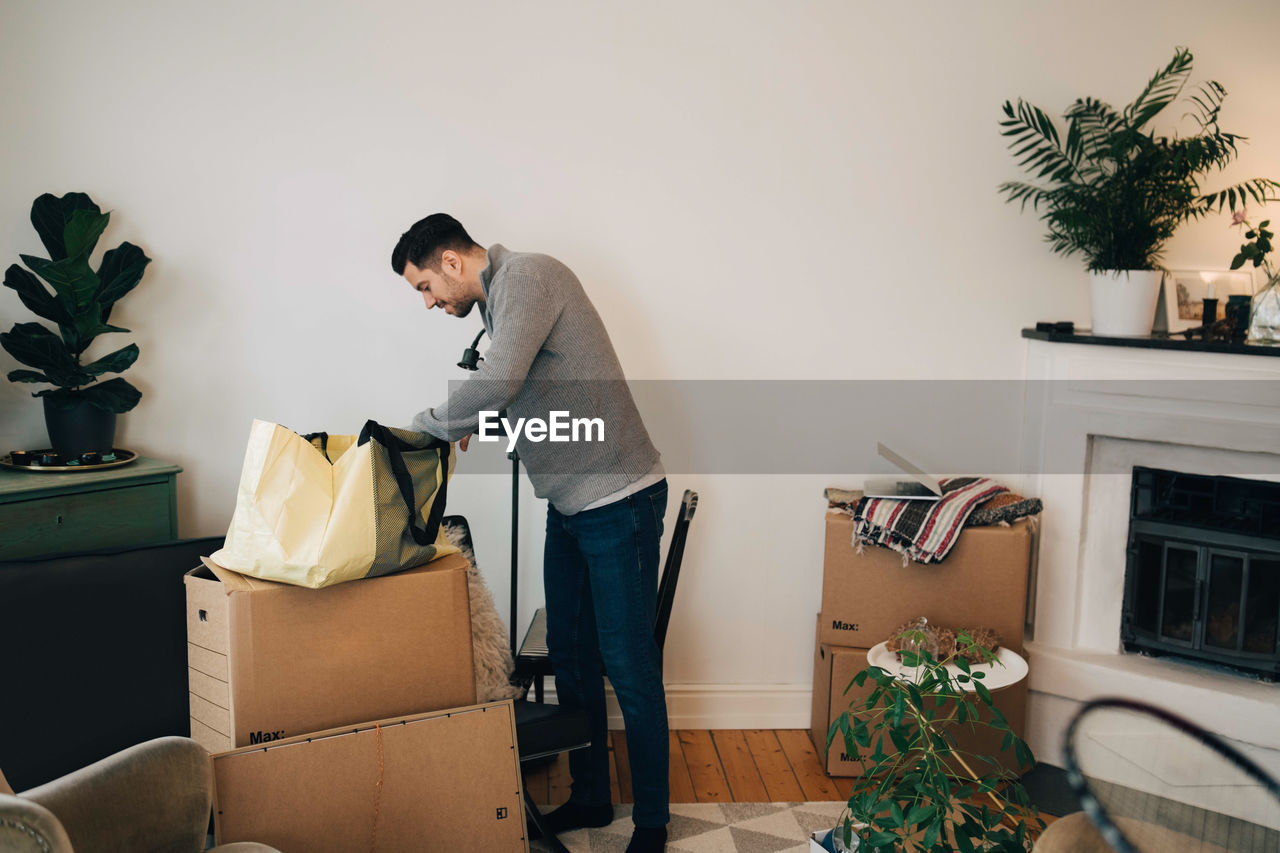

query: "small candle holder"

left=1226, top=295, right=1252, bottom=341
left=9, top=450, right=33, bottom=466
left=1202, top=297, right=1218, bottom=325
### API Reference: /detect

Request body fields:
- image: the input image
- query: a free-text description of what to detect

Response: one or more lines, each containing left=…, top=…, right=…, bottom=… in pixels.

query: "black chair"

left=443, top=515, right=591, bottom=853
left=513, top=489, right=698, bottom=702
left=445, top=490, right=697, bottom=852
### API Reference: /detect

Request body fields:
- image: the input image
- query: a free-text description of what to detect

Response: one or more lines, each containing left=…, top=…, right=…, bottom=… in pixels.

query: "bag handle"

left=302, top=431, right=331, bottom=462
left=358, top=420, right=452, bottom=547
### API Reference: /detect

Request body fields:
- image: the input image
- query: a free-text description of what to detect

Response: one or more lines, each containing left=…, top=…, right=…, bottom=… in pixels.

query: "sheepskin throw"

left=443, top=522, right=525, bottom=702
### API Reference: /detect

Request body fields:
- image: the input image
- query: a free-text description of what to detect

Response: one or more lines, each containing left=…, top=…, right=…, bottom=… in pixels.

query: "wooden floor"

left=522, top=729, right=856, bottom=806
left=522, top=729, right=1057, bottom=834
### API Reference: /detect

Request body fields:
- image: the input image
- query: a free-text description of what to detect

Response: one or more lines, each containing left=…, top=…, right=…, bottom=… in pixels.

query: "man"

left=391, top=214, right=669, bottom=853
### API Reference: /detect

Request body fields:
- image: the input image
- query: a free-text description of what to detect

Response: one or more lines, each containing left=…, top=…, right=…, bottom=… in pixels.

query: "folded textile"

left=826, top=485, right=1041, bottom=528
left=967, top=493, right=1044, bottom=527
left=850, top=477, right=1008, bottom=564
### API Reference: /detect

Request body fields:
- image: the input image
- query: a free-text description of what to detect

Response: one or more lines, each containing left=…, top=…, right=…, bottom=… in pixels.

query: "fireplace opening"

left=1122, top=467, right=1280, bottom=680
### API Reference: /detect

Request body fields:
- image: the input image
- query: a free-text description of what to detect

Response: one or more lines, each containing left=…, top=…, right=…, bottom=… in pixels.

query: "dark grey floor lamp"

left=457, top=328, right=522, bottom=654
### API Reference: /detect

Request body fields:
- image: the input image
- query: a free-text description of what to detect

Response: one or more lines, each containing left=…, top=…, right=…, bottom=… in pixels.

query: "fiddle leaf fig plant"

left=828, top=630, right=1044, bottom=852
left=1, top=192, right=151, bottom=412
left=999, top=47, right=1279, bottom=272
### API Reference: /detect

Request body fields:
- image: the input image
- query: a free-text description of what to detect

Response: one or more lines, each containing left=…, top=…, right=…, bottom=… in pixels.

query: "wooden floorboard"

left=611, top=730, right=634, bottom=804
left=547, top=751, right=571, bottom=808
left=743, top=729, right=806, bottom=802
left=518, top=728, right=1048, bottom=842
left=608, top=736, right=622, bottom=804
left=711, top=730, right=770, bottom=802
left=678, top=730, right=732, bottom=803
left=522, top=758, right=549, bottom=805
left=668, top=730, right=696, bottom=804
left=776, top=729, right=846, bottom=802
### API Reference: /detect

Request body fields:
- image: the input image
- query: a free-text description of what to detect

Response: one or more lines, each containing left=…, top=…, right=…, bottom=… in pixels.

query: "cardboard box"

left=810, top=619, right=1029, bottom=778
left=819, top=511, right=1032, bottom=651
left=213, top=701, right=528, bottom=853
left=185, top=553, right=476, bottom=752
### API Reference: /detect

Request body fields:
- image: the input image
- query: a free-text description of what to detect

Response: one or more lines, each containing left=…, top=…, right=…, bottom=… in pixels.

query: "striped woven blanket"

left=851, top=477, right=1008, bottom=564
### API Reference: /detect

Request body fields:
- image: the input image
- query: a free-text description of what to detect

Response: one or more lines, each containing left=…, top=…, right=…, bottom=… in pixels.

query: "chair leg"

left=534, top=673, right=544, bottom=703
left=524, top=789, right=570, bottom=853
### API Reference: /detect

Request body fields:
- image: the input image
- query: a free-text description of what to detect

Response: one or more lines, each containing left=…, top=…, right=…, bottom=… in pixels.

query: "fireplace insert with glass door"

left=1122, top=467, right=1280, bottom=680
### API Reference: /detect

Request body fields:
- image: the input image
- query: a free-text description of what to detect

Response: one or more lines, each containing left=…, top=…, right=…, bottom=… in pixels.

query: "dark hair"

left=390, top=213, right=481, bottom=274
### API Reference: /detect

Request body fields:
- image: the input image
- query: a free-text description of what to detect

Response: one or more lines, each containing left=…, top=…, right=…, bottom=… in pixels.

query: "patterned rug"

left=530, top=801, right=848, bottom=852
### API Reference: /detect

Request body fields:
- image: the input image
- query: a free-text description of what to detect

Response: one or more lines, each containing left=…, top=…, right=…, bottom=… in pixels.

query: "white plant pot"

left=1088, top=270, right=1163, bottom=336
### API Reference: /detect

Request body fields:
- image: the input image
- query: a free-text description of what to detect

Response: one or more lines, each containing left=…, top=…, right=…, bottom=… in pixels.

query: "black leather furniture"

left=0, top=537, right=223, bottom=791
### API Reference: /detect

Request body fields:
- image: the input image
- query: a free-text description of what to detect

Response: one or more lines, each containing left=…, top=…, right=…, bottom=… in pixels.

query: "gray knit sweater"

left=411, top=244, right=660, bottom=514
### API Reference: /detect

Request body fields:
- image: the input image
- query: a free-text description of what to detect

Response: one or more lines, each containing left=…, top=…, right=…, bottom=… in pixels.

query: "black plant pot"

left=43, top=396, right=117, bottom=457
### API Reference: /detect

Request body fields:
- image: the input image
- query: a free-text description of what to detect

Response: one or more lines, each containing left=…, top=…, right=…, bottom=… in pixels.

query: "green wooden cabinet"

left=0, top=457, right=182, bottom=560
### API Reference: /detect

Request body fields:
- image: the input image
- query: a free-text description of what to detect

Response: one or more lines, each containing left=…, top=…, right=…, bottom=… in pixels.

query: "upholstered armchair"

left=1032, top=813, right=1113, bottom=852
left=0, top=736, right=277, bottom=853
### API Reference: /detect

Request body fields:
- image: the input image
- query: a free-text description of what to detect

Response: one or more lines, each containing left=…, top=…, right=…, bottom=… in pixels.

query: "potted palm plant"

left=1, top=192, right=152, bottom=457
left=999, top=47, right=1278, bottom=336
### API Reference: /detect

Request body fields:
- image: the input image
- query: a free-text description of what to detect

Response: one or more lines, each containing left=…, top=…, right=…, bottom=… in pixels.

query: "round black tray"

left=0, top=449, right=138, bottom=473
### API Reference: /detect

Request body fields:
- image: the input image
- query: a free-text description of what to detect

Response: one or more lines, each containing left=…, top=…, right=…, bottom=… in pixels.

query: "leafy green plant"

left=827, top=630, right=1044, bottom=852
left=1, top=192, right=151, bottom=412
left=999, top=47, right=1278, bottom=272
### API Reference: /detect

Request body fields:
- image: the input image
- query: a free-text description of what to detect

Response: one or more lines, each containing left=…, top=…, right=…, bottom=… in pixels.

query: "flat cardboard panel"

left=187, top=643, right=228, bottom=681
left=185, top=553, right=476, bottom=747
left=810, top=623, right=1030, bottom=777
left=214, top=701, right=527, bottom=853
left=188, top=667, right=229, bottom=708
left=820, top=512, right=1031, bottom=651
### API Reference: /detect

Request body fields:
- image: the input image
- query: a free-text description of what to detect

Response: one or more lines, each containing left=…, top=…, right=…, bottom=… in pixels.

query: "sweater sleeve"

left=411, top=266, right=561, bottom=441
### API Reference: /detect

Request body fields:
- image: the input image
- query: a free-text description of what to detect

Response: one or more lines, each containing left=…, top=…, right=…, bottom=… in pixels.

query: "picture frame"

left=1163, top=269, right=1257, bottom=332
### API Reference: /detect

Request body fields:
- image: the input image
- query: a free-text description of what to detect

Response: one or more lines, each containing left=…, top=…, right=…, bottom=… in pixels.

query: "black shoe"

left=528, top=801, right=614, bottom=840
left=625, top=825, right=667, bottom=852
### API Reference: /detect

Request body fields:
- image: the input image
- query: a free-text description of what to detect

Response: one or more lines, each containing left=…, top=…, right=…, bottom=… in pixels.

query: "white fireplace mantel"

left=1019, top=338, right=1280, bottom=769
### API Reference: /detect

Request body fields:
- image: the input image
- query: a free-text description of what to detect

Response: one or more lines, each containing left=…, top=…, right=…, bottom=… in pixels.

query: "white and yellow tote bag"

left=210, top=419, right=457, bottom=588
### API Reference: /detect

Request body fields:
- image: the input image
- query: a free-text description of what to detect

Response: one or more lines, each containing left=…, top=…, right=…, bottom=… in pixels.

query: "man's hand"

left=458, top=433, right=473, bottom=452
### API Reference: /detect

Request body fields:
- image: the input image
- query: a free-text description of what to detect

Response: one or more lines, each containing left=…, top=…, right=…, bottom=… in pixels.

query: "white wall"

left=3, top=0, right=1279, bottom=725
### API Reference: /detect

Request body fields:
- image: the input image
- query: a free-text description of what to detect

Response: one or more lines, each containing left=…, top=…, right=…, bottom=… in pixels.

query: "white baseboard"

left=532, top=682, right=814, bottom=730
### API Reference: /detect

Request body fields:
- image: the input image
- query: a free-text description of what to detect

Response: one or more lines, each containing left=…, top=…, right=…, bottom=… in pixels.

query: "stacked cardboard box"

left=185, top=553, right=478, bottom=752
left=186, top=553, right=530, bottom=851
left=810, top=510, right=1034, bottom=777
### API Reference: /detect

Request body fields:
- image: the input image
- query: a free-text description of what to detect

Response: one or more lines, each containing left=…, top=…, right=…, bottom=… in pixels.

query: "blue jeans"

left=543, top=479, right=669, bottom=828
